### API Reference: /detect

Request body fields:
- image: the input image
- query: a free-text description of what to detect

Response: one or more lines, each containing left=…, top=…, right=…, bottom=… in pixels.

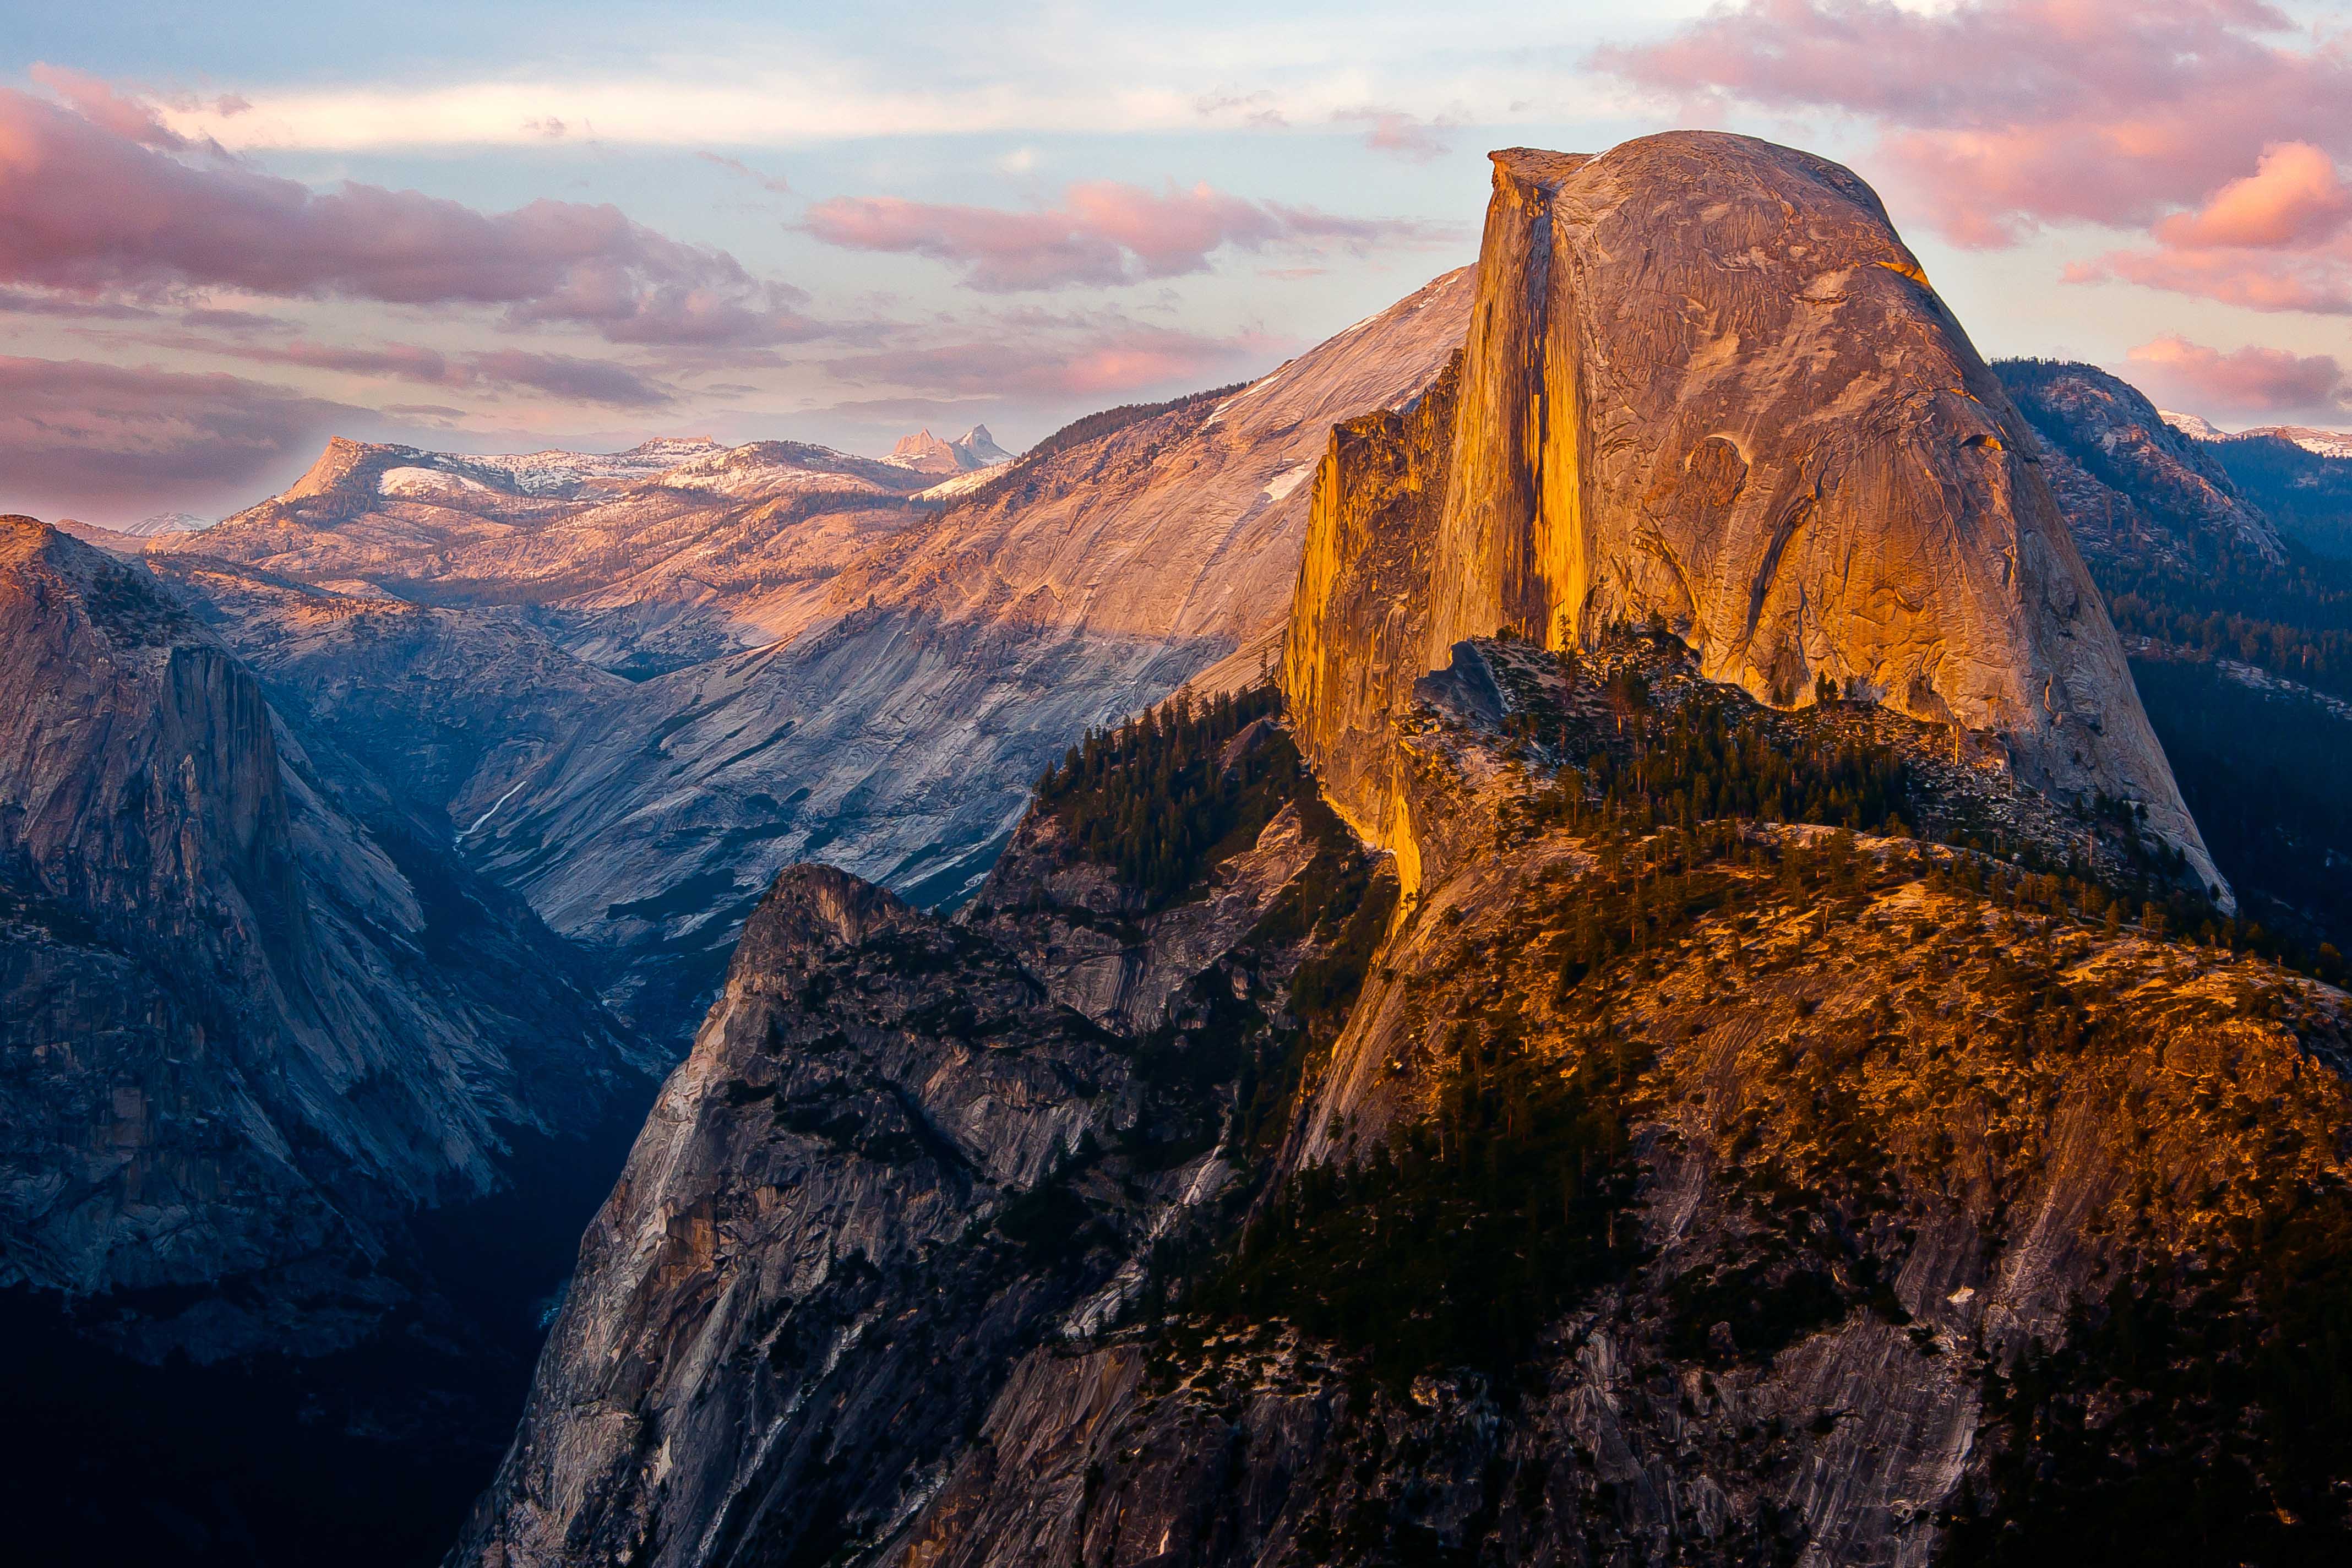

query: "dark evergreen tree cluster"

left=1948, top=1196, right=2352, bottom=1568
left=1521, top=688, right=1913, bottom=839
left=1035, top=684, right=1286, bottom=911
left=2105, top=552, right=2352, bottom=702
left=1196, top=1016, right=1646, bottom=1389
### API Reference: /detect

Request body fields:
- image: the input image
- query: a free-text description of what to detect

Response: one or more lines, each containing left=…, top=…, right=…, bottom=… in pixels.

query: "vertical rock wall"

left=1283, top=133, right=2222, bottom=898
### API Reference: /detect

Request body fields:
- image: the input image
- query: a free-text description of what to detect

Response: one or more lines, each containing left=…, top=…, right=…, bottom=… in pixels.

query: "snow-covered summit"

left=2159, top=410, right=2228, bottom=442
left=2162, top=410, right=2352, bottom=461
left=884, top=426, right=1011, bottom=476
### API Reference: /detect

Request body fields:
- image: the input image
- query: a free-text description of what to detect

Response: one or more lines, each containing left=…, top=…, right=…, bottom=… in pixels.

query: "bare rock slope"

left=0, top=519, right=647, bottom=1358
left=449, top=712, right=1384, bottom=1568
left=455, top=270, right=1472, bottom=1034
left=1992, top=358, right=2282, bottom=569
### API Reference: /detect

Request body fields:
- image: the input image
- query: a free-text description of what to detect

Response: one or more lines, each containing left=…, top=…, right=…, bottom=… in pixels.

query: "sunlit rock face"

left=1285, top=133, right=2221, bottom=900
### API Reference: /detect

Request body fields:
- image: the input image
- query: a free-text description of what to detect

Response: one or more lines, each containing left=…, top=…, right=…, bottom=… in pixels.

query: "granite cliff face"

left=1285, top=135, right=2219, bottom=902
left=0, top=518, right=647, bottom=1355
left=886, top=424, right=1010, bottom=476
left=450, top=709, right=1388, bottom=1567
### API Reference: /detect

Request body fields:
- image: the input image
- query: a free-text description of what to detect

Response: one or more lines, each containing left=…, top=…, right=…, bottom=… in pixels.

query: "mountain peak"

left=1285, top=131, right=2224, bottom=901
left=954, top=424, right=1010, bottom=464
left=887, top=424, right=1009, bottom=475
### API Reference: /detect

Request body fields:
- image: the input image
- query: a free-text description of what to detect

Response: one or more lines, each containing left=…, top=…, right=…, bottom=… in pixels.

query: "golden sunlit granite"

left=1284, top=133, right=2223, bottom=902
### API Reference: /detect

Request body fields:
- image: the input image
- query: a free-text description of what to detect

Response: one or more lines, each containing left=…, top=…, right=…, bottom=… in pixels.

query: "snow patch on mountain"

left=380, top=466, right=498, bottom=500
left=2159, top=410, right=2228, bottom=441
left=2163, top=410, right=2352, bottom=461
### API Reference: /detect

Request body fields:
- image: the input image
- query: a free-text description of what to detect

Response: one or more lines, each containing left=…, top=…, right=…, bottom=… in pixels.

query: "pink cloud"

left=0, top=83, right=812, bottom=346
left=803, top=180, right=1445, bottom=291
left=25, top=62, right=193, bottom=150
left=2155, top=141, right=2352, bottom=249
left=462, top=349, right=673, bottom=407
left=1594, top=1, right=2352, bottom=248
left=826, top=320, right=1283, bottom=398
left=2067, top=143, right=2352, bottom=314
left=130, top=331, right=678, bottom=405
left=2070, top=244, right=2352, bottom=314
left=2124, top=334, right=2349, bottom=417
left=1333, top=107, right=1455, bottom=162
left=232, top=338, right=455, bottom=384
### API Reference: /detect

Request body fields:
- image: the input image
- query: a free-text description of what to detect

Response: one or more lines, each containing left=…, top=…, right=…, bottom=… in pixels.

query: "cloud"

left=1332, top=106, right=1454, bottom=162
left=824, top=318, right=1281, bottom=398
left=0, top=285, right=155, bottom=319
left=695, top=151, right=792, bottom=194
left=178, top=306, right=295, bottom=335
left=231, top=338, right=455, bottom=384
left=2124, top=335, right=2349, bottom=417
left=26, top=62, right=200, bottom=150
left=0, top=82, right=812, bottom=346
left=217, top=336, right=675, bottom=405
left=803, top=179, right=1446, bottom=291
left=2064, top=141, right=2352, bottom=314
left=2155, top=141, right=2352, bottom=251
left=1195, top=90, right=1288, bottom=129
left=1593, top=1, right=2352, bottom=248
left=464, top=349, right=674, bottom=407
left=2068, top=244, right=2352, bottom=315
left=0, top=352, right=367, bottom=516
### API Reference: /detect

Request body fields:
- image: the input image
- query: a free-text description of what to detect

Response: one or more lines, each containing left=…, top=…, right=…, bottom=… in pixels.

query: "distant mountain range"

left=2157, top=407, right=2352, bottom=557
left=2163, top=410, right=2352, bottom=460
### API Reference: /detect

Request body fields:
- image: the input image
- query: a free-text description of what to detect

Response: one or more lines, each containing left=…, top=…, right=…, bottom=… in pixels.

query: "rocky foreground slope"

left=450, top=698, right=1391, bottom=1566
left=454, top=644, right=2352, bottom=1567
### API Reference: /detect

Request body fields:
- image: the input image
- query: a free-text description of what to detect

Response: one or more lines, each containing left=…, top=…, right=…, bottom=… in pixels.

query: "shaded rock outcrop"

left=1284, top=134, right=2219, bottom=899
left=0, top=518, right=646, bottom=1353
left=448, top=714, right=1385, bottom=1568
left=1993, top=358, right=2282, bottom=569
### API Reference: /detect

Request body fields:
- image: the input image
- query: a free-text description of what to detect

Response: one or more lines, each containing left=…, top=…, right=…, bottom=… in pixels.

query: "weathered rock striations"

left=451, top=271, right=1471, bottom=1037
left=449, top=716, right=1381, bottom=1568
left=1284, top=134, right=2221, bottom=900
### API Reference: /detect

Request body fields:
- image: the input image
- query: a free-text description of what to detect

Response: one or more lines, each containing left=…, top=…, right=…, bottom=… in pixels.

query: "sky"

left=3, top=0, right=2350, bottom=526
